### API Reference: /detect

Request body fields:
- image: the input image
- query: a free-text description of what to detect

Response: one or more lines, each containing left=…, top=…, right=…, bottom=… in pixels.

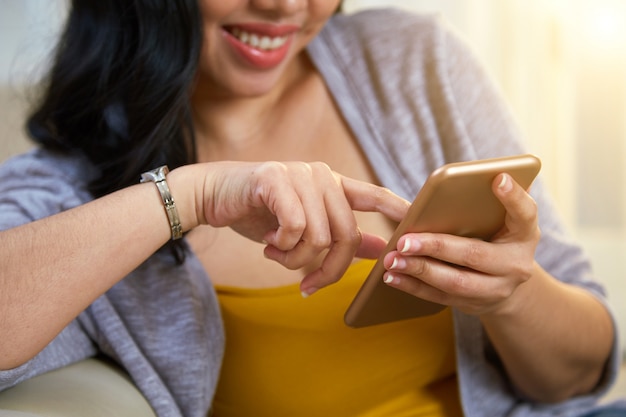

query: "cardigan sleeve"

left=0, top=149, right=98, bottom=390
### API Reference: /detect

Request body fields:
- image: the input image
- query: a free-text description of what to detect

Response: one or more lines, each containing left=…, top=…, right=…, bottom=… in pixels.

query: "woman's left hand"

left=381, top=173, right=540, bottom=316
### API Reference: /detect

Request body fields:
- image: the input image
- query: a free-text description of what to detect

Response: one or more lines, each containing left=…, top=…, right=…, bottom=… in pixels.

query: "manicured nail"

left=390, top=257, right=398, bottom=269
left=384, top=274, right=396, bottom=284
left=498, top=174, right=512, bottom=192
left=401, top=239, right=411, bottom=253
left=390, top=256, right=407, bottom=270
left=301, top=287, right=318, bottom=298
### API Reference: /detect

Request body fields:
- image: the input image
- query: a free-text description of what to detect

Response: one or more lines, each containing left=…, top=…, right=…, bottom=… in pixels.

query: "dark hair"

left=27, top=0, right=203, bottom=261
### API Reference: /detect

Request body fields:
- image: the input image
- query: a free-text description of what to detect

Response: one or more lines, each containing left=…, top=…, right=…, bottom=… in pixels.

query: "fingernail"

left=301, top=287, right=318, bottom=298
left=390, top=256, right=405, bottom=270
left=498, top=174, right=512, bottom=192
left=384, top=274, right=396, bottom=284
left=401, top=239, right=411, bottom=253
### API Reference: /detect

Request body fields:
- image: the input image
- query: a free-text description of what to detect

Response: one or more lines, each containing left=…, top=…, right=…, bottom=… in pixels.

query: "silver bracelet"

left=140, top=165, right=183, bottom=240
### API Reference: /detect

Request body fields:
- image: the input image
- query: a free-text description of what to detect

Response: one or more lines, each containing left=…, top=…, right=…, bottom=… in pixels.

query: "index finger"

left=340, top=176, right=410, bottom=222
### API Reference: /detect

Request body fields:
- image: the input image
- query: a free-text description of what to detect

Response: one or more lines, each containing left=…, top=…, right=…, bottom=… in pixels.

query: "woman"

left=0, top=0, right=622, bottom=416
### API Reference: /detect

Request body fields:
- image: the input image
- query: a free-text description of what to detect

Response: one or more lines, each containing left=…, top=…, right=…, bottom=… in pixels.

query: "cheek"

left=196, top=0, right=235, bottom=69
left=300, top=0, right=342, bottom=39
left=315, top=0, right=343, bottom=18
left=198, top=0, right=241, bottom=18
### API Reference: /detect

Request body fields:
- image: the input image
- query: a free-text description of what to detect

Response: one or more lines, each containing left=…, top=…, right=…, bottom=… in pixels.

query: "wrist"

left=164, top=165, right=202, bottom=233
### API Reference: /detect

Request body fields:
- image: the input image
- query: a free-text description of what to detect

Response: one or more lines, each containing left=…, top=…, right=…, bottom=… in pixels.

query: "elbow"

left=0, top=342, right=37, bottom=371
left=0, top=325, right=48, bottom=371
left=517, top=364, right=607, bottom=404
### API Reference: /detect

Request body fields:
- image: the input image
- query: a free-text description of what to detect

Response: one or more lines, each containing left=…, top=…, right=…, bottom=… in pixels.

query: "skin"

left=0, top=0, right=615, bottom=407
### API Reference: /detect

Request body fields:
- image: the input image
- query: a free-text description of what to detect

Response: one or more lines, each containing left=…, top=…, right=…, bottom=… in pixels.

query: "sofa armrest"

left=0, top=358, right=156, bottom=417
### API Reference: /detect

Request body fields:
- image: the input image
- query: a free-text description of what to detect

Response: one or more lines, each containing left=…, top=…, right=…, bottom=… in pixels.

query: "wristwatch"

left=140, top=165, right=183, bottom=240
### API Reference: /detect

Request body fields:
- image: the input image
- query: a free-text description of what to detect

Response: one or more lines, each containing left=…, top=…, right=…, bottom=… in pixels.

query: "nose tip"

left=253, top=0, right=306, bottom=15
left=283, top=0, right=306, bottom=12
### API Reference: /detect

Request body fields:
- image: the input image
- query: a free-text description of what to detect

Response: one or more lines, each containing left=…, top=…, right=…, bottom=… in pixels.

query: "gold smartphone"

left=344, top=154, right=541, bottom=328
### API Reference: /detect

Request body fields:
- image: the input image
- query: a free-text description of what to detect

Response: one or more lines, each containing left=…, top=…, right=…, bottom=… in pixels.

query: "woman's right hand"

left=176, top=161, right=409, bottom=295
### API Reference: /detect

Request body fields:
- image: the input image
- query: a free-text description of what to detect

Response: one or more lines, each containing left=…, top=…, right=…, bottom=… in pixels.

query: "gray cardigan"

left=0, top=8, right=622, bottom=417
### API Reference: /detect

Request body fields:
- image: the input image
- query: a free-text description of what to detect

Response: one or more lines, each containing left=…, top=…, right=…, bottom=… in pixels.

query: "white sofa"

left=0, top=358, right=156, bottom=417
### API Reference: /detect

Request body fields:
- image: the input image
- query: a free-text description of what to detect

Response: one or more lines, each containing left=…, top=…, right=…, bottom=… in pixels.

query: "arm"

left=0, top=177, right=175, bottom=370
left=479, top=175, right=614, bottom=401
left=0, top=160, right=408, bottom=370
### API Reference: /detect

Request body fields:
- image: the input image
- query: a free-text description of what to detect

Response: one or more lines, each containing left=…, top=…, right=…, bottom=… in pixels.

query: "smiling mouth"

left=227, top=27, right=289, bottom=51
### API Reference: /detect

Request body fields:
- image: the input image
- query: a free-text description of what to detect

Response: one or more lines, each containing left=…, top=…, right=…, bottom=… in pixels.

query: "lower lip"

left=223, top=30, right=293, bottom=70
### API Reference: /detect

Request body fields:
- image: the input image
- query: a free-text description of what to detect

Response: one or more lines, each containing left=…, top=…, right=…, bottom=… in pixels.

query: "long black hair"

left=27, top=0, right=203, bottom=261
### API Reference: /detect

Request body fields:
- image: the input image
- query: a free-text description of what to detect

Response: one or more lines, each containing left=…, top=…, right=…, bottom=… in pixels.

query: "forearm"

left=480, top=262, right=614, bottom=403
left=0, top=167, right=198, bottom=370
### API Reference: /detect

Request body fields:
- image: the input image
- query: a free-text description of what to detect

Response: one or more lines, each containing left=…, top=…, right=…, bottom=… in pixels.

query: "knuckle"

left=462, top=241, right=486, bottom=269
left=520, top=264, right=534, bottom=283
left=343, top=230, right=362, bottom=252
left=258, top=161, right=288, bottom=176
left=282, top=217, right=307, bottom=234
left=509, top=258, right=533, bottom=284
left=428, top=237, right=445, bottom=257
left=328, top=228, right=361, bottom=255
left=308, top=233, right=332, bottom=250
left=412, top=257, right=431, bottom=277
left=447, top=269, right=475, bottom=296
left=278, top=252, right=301, bottom=270
left=309, top=161, right=332, bottom=173
left=378, top=186, right=395, bottom=201
left=296, top=161, right=314, bottom=175
left=448, top=270, right=467, bottom=293
left=349, top=228, right=363, bottom=245
left=495, top=285, right=515, bottom=301
left=519, top=196, right=538, bottom=224
left=310, top=162, right=340, bottom=184
left=370, top=185, right=395, bottom=209
left=286, top=224, right=307, bottom=239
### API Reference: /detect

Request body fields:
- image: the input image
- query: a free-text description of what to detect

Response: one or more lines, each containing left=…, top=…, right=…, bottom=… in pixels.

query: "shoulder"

left=317, top=8, right=446, bottom=67
left=0, top=148, right=97, bottom=227
left=1, top=148, right=95, bottom=180
left=318, top=8, right=456, bottom=67
left=326, top=7, right=442, bottom=43
left=315, top=7, right=490, bottom=84
left=311, top=8, right=480, bottom=112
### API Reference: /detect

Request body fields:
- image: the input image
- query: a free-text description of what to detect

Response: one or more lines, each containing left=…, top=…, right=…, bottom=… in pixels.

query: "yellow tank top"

left=212, top=260, right=462, bottom=417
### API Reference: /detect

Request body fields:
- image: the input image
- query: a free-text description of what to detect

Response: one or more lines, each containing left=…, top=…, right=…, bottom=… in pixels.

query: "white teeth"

left=230, top=28, right=288, bottom=51
left=259, top=36, right=271, bottom=50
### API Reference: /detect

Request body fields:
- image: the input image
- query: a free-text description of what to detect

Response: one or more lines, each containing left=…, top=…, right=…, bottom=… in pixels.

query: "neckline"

left=214, top=259, right=376, bottom=296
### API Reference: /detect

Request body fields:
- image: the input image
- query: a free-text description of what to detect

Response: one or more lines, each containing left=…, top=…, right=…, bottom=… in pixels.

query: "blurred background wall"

left=1, top=0, right=625, bottom=353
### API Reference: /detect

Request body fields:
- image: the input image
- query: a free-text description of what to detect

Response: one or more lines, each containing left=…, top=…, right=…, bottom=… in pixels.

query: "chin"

left=228, top=74, right=284, bottom=97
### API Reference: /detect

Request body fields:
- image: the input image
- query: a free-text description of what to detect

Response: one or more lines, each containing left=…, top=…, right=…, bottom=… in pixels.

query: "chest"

left=187, top=78, right=396, bottom=288
left=186, top=139, right=395, bottom=287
